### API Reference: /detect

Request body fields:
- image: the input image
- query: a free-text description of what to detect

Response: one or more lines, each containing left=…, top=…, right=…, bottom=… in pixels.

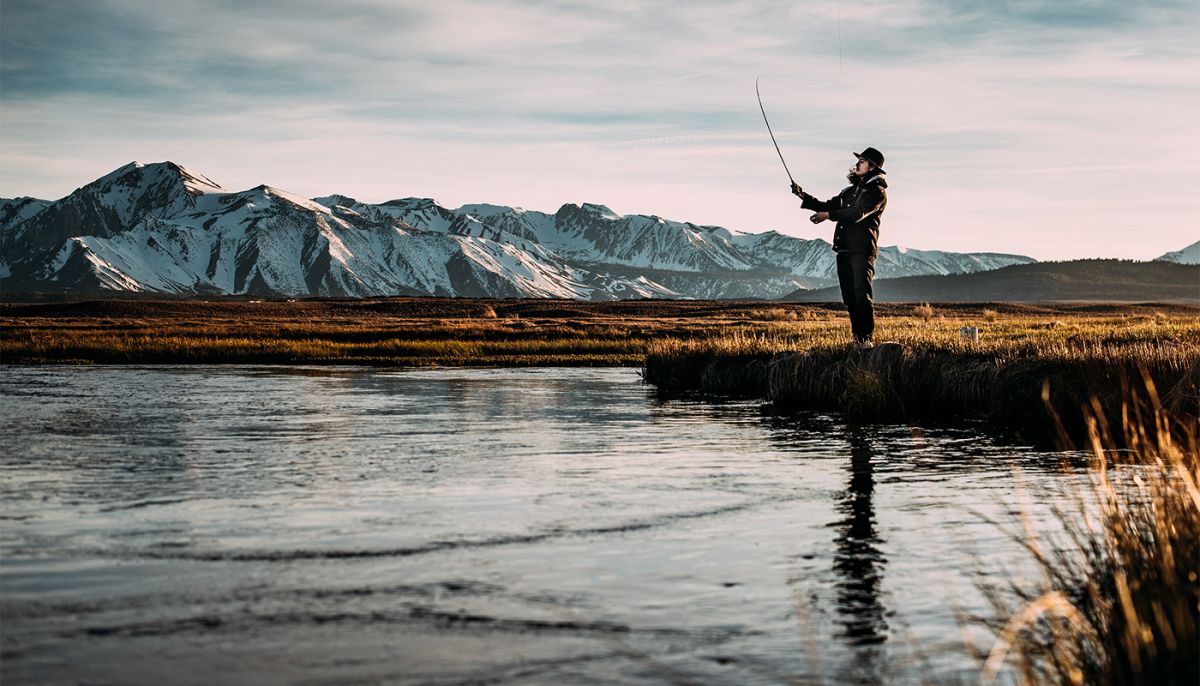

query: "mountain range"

left=1, top=161, right=1041, bottom=300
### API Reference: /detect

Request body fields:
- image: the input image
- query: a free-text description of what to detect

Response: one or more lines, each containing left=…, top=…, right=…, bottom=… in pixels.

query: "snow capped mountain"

left=2, top=161, right=1037, bottom=299
left=2, top=163, right=680, bottom=299
left=1156, top=240, right=1200, bottom=265
left=2, top=161, right=220, bottom=257
left=874, top=245, right=1032, bottom=279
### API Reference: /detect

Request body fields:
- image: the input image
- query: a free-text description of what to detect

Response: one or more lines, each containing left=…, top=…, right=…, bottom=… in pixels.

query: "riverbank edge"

left=642, top=343, right=1200, bottom=445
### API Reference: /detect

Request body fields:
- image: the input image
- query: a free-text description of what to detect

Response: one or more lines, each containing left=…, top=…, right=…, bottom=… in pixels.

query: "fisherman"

left=791, top=147, right=888, bottom=350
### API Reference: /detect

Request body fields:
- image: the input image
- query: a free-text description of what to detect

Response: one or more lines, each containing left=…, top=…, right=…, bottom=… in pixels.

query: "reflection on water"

left=833, top=432, right=887, bottom=685
left=834, top=432, right=887, bottom=648
left=0, top=366, right=1072, bottom=685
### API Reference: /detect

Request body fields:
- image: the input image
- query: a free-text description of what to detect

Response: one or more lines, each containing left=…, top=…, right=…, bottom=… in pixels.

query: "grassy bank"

left=643, top=308, right=1200, bottom=443
left=6, top=298, right=1196, bottom=438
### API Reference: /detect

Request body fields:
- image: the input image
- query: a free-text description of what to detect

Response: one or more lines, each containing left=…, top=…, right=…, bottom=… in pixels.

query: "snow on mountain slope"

left=454, top=203, right=554, bottom=243
left=874, top=246, right=1033, bottom=279
left=547, top=203, right=754, bottom=271
left=2, top=161, right=223, bottom=259
left=1, top=197, right=52, bottom=232
left=730, top=230, right=839, bottom=284
left=371, top=199, right=755, bottom=272
left=85, top=161, right=223, bottom=226
left=0, top=197, right=52, bottom=277
left=4, top=161, right=1039, bottom=299
left=3, top=164, right=680, bottom=299
left=375, top=198, right=459, bottom=233
left=1156, top=240, right=1200, bottom=265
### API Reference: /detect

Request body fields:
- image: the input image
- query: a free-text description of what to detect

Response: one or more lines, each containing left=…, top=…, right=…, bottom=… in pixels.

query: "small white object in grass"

left=960, top=326, right=979, bottom=342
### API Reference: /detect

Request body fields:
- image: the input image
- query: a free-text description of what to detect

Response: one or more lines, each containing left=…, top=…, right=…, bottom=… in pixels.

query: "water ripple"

left=1, top=366, right=1072, bottom=685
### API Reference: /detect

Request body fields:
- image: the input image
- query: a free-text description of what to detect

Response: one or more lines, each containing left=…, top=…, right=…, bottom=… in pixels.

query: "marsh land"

left=3, top=297, right=1197, bottom=366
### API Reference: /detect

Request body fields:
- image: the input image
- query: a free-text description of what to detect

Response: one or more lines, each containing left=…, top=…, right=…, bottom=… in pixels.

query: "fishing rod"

left=757, top=78, right=824, bottom=224
left=755, top=76, right=795, bottom=187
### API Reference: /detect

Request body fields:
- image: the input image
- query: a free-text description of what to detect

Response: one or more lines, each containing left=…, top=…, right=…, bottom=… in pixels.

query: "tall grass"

left=645, top=313, right=1200, bottom=438
left=979, top=384, right=1199, bottom=685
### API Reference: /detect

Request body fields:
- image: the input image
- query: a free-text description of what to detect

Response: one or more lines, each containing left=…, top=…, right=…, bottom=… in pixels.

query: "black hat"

left=853, top=147, right=886, bottom=174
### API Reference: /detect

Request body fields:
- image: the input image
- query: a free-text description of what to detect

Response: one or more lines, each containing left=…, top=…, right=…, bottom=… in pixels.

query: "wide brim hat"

left=853, top=147, right=886, bottom=174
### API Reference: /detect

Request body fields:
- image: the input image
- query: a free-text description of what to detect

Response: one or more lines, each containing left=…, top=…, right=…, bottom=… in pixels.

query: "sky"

left=1, top=0, right=1197, bottom=261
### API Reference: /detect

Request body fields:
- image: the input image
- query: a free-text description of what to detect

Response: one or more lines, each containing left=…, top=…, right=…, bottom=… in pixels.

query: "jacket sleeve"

left=800, top=192, right=840, bottom=212
left=829, top=184, right=885, bottom=223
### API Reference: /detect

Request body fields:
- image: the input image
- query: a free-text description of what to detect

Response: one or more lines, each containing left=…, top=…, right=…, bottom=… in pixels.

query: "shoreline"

left=643, top=342, right=1199, bottom=446
left=4, top=297, right=1198, bottom=443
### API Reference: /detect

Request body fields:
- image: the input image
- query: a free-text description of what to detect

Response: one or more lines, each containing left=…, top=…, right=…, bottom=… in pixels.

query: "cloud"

left=2, top=0, right=1198, bottom=259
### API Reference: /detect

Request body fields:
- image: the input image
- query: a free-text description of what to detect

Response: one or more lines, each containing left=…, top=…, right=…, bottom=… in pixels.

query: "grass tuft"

left=978, top=385, right=1199, bottom=685
left=748, top=307, right=799, bottom=322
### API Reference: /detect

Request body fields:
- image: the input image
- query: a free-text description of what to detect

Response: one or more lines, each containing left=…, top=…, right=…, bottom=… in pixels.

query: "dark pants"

left=836, top=251, right=875, bottom=341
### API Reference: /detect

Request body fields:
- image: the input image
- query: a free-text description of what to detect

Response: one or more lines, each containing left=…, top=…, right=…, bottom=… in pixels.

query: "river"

left=0, top=366, right=1075, bottom=684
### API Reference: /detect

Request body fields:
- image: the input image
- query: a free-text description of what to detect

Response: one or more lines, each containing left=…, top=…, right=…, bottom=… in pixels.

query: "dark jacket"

left=801, top=174, right=888, bottom=257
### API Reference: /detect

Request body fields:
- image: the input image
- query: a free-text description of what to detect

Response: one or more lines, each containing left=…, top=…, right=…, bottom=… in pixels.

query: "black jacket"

left=801, top=174, right=888, bottom=257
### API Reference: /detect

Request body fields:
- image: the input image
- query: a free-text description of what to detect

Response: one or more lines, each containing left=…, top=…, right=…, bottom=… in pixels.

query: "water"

left=0, top=366, right=1076, bottom=685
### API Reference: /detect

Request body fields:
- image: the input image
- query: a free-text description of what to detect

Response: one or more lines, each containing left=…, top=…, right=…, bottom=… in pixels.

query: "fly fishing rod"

left=756, top=76, right=795, bottom=187
left=757, top=77, right=824, bottom=224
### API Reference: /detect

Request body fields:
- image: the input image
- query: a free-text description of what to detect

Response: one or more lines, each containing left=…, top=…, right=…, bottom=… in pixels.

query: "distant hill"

left=782, top=259, right=1200, bottom=303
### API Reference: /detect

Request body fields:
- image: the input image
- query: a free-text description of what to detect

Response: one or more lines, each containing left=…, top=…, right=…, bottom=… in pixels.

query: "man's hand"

left=790, top=182, right=803, bottom=197
left=810, top=212, right=830, bottom=224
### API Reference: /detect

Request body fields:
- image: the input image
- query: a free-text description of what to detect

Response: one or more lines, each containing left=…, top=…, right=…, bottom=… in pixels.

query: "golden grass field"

left=2, top=297, right=1197, bottom=367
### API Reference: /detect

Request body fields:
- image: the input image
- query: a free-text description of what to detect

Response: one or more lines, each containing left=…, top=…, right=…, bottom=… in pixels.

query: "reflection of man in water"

left=832, top=431, right=888, bottom=676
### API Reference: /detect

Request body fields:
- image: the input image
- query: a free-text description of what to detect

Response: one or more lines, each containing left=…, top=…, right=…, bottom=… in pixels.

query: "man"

left=791, top=147, right=888, bottom=350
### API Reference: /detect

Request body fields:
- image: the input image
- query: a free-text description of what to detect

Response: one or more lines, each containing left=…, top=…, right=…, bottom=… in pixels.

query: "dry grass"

left=747, top=307, right=800, bottom=322
left=977, top=385, right=1199, bottom=685
left=3, top=299, right=1197, bottom=377
left=914, top=302, right=935, bottom=321
left=645, top=311, right=1200, bottom=364
left=643, top=312, right=1200, bottom=442
left=0, top=298, right=844, bottom=366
